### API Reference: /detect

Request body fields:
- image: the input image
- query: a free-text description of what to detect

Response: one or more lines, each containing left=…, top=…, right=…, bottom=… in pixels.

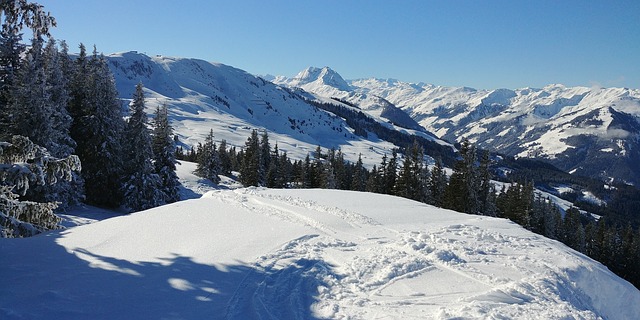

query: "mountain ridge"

left=278, top=66, right=640, bottom=185
left=105, top=52, right=450, bottom=168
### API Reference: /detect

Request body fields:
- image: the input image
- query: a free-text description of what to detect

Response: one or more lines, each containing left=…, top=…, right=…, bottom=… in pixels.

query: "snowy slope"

left=348, top=78, right=640, bottom=185
left=106, top=52, right=436, bottom=168
left=2, top=180, right=639, bottom=319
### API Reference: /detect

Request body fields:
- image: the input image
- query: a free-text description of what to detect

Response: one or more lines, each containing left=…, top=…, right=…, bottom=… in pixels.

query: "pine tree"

left=121, top=83, right=163, bottom=212
left=333, top=149, right=348, bottom=190
left=477, top=151, right=496, bottom=216
left=152, top=104, right=180, bottom=203
left=321, top=162, right=338, bottom=189
left=351, top=154, right=366, bottom=192
left=0, top=0, right=55, bottom=134
left=0, top=135, right=80, bottom=237
left=429, top=158, right=447, bottom=207
left=194, top=129, right=221, bottom=184
left=444, top=139, right=477, bottom=213
left=69, top=47, right=126, bottom=207
left=218, top=139, right=232, bottom=176
left=240, top=129, right=260, bottom=186
left=259, top=130, right=270, bottom=185
left=395, top=141, right=424, bottom=201
left=365, top=165, right=382, bottom=193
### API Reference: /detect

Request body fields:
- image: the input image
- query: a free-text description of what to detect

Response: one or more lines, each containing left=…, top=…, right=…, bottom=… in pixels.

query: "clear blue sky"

left=38, top=0, right=639, bottom=90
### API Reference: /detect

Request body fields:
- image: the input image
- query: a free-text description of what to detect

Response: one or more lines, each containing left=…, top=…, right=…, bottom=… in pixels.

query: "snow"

left=1, top=164, right=639, bottom=319
left=106, top=52, right=407, bottom=168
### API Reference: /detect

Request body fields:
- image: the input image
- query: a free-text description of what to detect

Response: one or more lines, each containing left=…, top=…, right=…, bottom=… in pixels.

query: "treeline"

left=184, top=131, right=640, bottom=289
left=306, top=98, right=458, bottom=167
left=0, top=1, right=180, bottom=237
left=500, top=155, right=640, bottom=227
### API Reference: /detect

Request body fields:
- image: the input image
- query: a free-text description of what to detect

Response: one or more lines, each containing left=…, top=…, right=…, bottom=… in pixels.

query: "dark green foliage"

left=152, top=104, right=180, bottom=203
left=70, top=47, right=126, bottom=207
left=194, top=129, right=221, bottom=184
left=239, top=129, right=261, bottom=187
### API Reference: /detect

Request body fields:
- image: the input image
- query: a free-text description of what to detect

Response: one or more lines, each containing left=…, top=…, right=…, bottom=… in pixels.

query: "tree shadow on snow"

left=0, top=231, right=332, bottom=320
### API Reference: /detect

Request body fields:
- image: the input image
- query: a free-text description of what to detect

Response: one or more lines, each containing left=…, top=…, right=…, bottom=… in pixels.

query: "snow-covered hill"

left=349, top=78, right=640, bottom=185
left=105, top=52, right=447, bottom=168
left=2, top=176, right=638, bottom=319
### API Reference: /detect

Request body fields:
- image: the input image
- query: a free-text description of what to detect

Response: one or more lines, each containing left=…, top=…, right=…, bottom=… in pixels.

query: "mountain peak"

left=291, top=66, right=351, bottom=91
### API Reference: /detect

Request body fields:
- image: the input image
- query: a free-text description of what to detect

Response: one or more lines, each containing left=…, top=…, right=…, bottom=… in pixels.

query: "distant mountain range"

left=275, top=68, right=640, bottom=186
left=104, top=52, right=640, bottom=221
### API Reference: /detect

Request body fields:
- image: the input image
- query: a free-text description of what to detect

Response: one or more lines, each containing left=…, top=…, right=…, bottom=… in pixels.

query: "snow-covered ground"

left=1, top=163, right=639, bottom=319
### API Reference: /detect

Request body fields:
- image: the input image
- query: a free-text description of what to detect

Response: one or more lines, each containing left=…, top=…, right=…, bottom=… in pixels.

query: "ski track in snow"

left=205, top=188, right=609, bottom=319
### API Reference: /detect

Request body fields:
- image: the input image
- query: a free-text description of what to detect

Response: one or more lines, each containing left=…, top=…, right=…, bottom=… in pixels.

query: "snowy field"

left=1, top=162, right=639, bottom=319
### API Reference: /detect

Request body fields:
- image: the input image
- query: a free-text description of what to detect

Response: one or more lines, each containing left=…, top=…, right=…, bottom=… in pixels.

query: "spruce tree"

left=444, top=139, right=477, bottom=213
left=0, top=0, right=55, bottom=134
left=395, top=141, right=424, bottom=201
left=429, top=158, right=447, bottom=207
left=383, top=149, right=398, bottom=195
left=0, top=135, right=80, bottom=237
left=259, top=130, right=270, bottom=185
left=351, top=154, right=366, bottom=192
left=121, top=83, right=163, bottom=212
left=69, top=47, right=125, bottom=207
left=152, top=104, right=180, bottom=203
left=194, top=129, right=221, bottom=184
left=218, top=139, right=232, bottom=176
left=239, top=129, right=260, bottom=186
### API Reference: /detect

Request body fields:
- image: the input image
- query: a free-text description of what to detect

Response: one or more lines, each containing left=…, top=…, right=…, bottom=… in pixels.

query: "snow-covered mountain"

left=105, top=52, right=448, bottom=168
left=349, top=79, right=640, bottom=185
left=275, top=67, right=426, bottom=132
left=2, top=163, right=638, bottom=319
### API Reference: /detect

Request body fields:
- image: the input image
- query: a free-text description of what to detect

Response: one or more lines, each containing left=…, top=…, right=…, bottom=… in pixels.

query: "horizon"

left=38, top=0, right=640, bottom=90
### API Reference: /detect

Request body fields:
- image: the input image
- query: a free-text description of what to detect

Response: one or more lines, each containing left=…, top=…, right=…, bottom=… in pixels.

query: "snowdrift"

left=2, top=188, right=639, bottom=319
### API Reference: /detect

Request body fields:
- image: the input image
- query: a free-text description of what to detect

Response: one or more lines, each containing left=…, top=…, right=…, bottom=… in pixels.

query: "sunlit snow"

left=1, top=162, right=638, bottom=319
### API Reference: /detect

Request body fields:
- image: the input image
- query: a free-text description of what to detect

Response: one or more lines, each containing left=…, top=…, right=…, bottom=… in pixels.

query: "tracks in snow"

left=211, top=189, right=588, bottom=319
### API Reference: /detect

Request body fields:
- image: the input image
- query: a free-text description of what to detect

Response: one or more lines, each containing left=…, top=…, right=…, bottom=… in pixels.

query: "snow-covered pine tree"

left=0, top=135, right=80, bottom=237
left=42, top=38, right=74, bottom=158
left=152, top=104, right=180, bottom=203
left=0, top=0, right=55, bottom=134
left=121, top=83, right=163, bottom=212
left=9, top=37, right=80, bottom=207
left=194, top=129, right=221, bottom=184
left=9, top=37, right=52, bottom=151
left=43, top=38, right=84, bottom=208
left=71, top=47, right=126, bottom=207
